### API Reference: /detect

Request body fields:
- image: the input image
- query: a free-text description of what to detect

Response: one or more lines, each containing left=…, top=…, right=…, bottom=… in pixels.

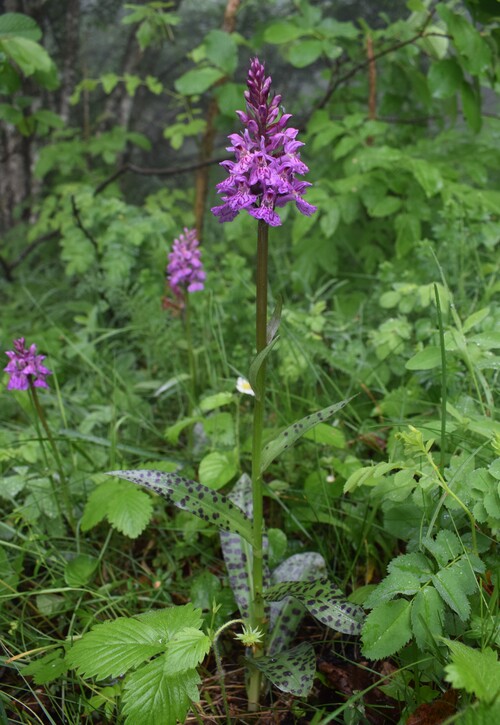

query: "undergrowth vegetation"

left=1, top=1, right=500, bottom=723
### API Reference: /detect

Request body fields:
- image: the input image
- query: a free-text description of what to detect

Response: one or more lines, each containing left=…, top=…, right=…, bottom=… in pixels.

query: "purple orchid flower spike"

left=167, top=227, right=206, bottom=298
left=212, top=57, right=316, bottom=227
left=4, top=338, right=52, bottom=391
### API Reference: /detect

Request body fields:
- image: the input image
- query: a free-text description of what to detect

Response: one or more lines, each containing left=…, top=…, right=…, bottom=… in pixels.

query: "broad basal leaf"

left=362, top=599, right=412, bottom=659
left=249, top=642, right=315, bottom=697
left=260, top=398, right=353, bottom=473
left=264, top=579, right=364, bottom=635
left=122, top=655, right=201, bottom=725
left=107, top=470, right=253, bottom=545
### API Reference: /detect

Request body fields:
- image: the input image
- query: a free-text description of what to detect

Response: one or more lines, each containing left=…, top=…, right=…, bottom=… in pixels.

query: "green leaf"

left=204, top=29, right=237, bottom=74
left=303, top=422, right=346, bottom=449
left=431, top=557, right=477, bottom=620
left=444, top=640, right=500, bottom=703
left=249, top=642, right=315, bottom=696
left=81, top=478, right=154, bottom=538
left=260, top=398, right=353, bottom=473
left=364, top=570, right=421, bottom=608
left=32, top=109, right=64, bottom=128
left=407, top=157, right=443, bottom=197
left=199, top=392, right=233, bottom=412
left=1, top=36, right=53, bottom=75
left=107, top=470, right=253, bottom=545
left=101, top=73, right=119, bottom=94
left=437, top=5, right=492, bottom=75
left=423, top=530, right=462, bottom=566
left=463, top=306, right=490, bottom=333
left=263, top=21, right=306, bottom=44
left=370, top=195, right=402, bottom=218
left=288, top=39, right=323, bottom=68
left=461, top=80, right=482, bottom=132
left=22, top=650, right=67, bottom=685
left=428, top=58, right=464, bottom=98
left=406, top=346, right=442, bottom=370
left=163, top=628, right=211, bottom=672
left=122, top=658, right=201, bottom=725
left=67, top=617, right=164, bottom=679
left=198, top=451, right=237, bottom=490
left=264, top=579, right=364, bottom=635
left=362, top=599, right=412, bottom=659
left=248, top=336, right=280, bottom=400
left=64, top=554, right=98, bottom=587
left=0, top=12, right=41, bottom=41
left=411, top=587, right=444, bottom=650
left=175, top=67, right=224, bottom=95
left=267, top=296, right=283, bottom=344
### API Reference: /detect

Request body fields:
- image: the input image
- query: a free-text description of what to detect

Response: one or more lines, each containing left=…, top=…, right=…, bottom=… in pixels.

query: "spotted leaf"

left=260, top=398, right=353, bottom=473
left=219, top=474, right=270, bottom=620
left=264, top=579, right=364, bottom=635
left=107, top=470, right=253, bottom=545
left=268, top=552, right=327, bottom=655
left=248, top=642, right=315, bottom=697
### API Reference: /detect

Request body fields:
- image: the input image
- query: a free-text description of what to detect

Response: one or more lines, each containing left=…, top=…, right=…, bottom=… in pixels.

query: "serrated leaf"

left=249, top=642, right=315, bottom=696
left=107, top=483, right=154, bottom=538
left=444, top=640, right=500, bottom=703
left=431, top=557, right=477, bottom=621
left=174, top=67, right=224, bottom=95
left=107, top=470, right=253, bottom=545
left=122, top=657, right=201, bottom=725
left=164, top=628, right=211, bottom=671
left=264, top=579, right=364, bottom=635
left=22, top=650, right=67, bottom=685
left=261, top=398, right=353, bottom=473
left=67, top=618, right=164, bottom=679
left=362, top=599, right=412, bottom=659
left=364, top=570, right=421, bottom=608
left=411, top=587, right=444, bottom=651
left=423, top=530, right=462, bottom=566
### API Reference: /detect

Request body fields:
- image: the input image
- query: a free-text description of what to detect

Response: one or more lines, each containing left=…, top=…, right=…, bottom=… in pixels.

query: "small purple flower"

left=167, top=228, right=206, bottom=298
left=212, top=57, right=316, bottom=227
left=4, top=338, right=52, bottom=391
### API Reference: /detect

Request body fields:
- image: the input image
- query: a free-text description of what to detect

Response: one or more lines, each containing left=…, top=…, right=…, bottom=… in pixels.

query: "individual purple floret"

left=167, top=227, right=206, bottom=297
left=211, top=57, right=316, bottom=227
left=4, top=338, right=52, bottom=391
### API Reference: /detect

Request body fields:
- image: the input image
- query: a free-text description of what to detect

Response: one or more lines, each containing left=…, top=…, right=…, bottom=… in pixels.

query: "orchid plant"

left=68, top=58, right=364, bottom=718
left=4, top=338, right=75, bottom=530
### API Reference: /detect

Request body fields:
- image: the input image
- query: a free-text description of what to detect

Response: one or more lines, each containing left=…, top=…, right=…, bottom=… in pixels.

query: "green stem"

left=434, top=284, right=447, bottom=473
left=184, top=292, right=197, bottom=405
left=212, top=618, right=245, bottom=725
left=29, top=385, right=76, bottom=531
left=248, top=219, right=269, bottom=710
